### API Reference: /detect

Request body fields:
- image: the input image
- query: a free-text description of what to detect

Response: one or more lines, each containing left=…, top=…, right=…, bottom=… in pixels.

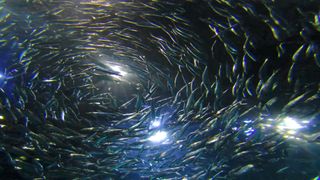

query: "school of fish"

left=0, top=0, right=319, bottom=179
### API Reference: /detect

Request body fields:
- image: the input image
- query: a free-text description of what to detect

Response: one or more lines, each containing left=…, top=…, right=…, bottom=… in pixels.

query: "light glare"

left=279, top=117, right=303, bottom=130
left=276, top=117, right=308, bottom=140
left=109, top=65, right=127, bottom=76
left=301, top=120, right=310, bottom=124
left=150, top=120, right=161, bottom=128
left=148, top=131, right=167, bottom=143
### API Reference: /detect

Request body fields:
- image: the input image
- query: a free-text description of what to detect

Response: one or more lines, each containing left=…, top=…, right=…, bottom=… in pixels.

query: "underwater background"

left=0, top=0, right=320, bottom=179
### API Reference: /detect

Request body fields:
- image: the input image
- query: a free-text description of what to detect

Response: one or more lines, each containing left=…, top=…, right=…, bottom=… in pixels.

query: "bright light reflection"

left=0, top=74, right=4, bottom=79
left=0, top=115, right=4, bottom=120
left=275, top=116, right=311, bottom=140
left=263, top=124, right=272, bottom=127
left=109, top=65, right=127, bottom=76
left=301, top=120, right=310, bottom=124
left=287, top=130, right=297, bottom=135
left=148, top=131, right=167, bottom=143
left=244, top=127, right=255, bottom=136
left=150, top=120, right=161, bottom=128
left=244, top=119, right=252, bottom=124
left=278, top=117, right=303, bottom=130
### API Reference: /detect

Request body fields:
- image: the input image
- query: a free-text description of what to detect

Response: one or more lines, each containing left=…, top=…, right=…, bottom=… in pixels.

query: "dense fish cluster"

left=0, top=0, right=320, bottom=179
